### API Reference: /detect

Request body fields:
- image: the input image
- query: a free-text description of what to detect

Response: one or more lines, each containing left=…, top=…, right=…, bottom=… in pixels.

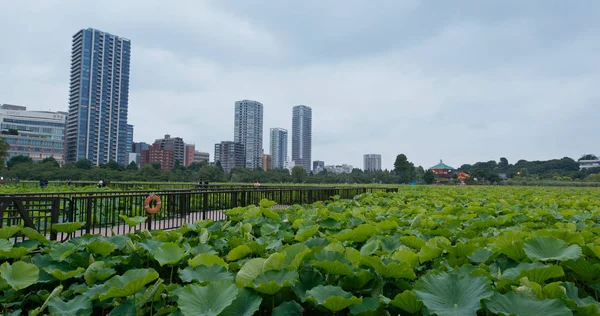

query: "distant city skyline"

left=2, top=2, right=598, bottom=169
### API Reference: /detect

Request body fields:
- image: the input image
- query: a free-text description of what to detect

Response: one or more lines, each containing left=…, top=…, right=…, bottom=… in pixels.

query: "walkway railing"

left=0, top=186, right=398, bottom=242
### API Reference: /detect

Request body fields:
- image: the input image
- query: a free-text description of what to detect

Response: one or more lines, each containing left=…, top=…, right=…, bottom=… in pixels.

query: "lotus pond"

left=2, top=186, right=600, bottom=315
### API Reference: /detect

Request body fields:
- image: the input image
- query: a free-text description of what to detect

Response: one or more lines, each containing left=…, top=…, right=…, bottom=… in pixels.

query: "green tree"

left=101, top=160, right=121, bottom=171
left=393, top=154, right=415, bottom=183
left=75, top=159, right=93, bottom=170
left=7, top=155, right=33, bottom=169
left=499, top=157, right=509, bottom=169
left=126, top=161, right=139, bottom=171
left=41, top=156, right=60, bottom=168
left=291, top=166, right=306, bottom=183
left=150, top=162, right=162, bottom=170
left=424, top=170, right=435, bottom=184
left=0, top=137, right=10, bottom=166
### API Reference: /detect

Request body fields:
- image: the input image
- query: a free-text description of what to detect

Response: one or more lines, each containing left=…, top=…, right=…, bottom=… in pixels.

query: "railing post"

left=50, top=198, right=60, bottom=241
left=231, top=192, right=238, bottom=208
left=202, top=192, right=208, bottom=220
left=86, top=195, right=93, bottom=235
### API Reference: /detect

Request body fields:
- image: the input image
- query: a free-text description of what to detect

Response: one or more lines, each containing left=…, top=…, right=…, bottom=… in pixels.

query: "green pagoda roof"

left=431, top=160, right=454, bottom=170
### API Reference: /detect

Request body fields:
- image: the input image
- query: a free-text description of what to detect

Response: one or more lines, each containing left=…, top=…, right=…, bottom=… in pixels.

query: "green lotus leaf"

left=177, top=281, right=238, bottom=316
left=295, top=225, right=320, bottom=242
left=390, top=290, right=423, bottom=314
left=191, top=243, right=218, bottom=256
left=350, top=224, right=378, bottom=243
left=219, top=288, right=262, bottom=316
left=0, top=247, right=30, bottom=259
left=99, top=268, right=159, bottom=301
left=348, top=297, right=380, bottom=315
left=47, top=295, right=92, bottom=316
left=109, top=298, right=135, bottom=316
left=252, top=269, right=298, bottom=295
left=0, top=226, right=21, bottom=239
left=493, top=231, right=529, bottom=261
left=486, top=291, right=572, bottom=316
left=542, top=282, right=567, bottom=300
left=324, top=242, right=345, bottom=253
left=84, top=261, right=116, bottom=286
left=360, top=239, right=380, bottom=256
left=392, top=249, right=420, bottom=267
left=20, top=227, right=48, bottom=242
left=380, top=236, right=402, bottom=253
left=282, top=243, right=310, bottom=270
left=51, top=222, right=85, bottom=234
left=563, top=282, right=600, bottom=313
left=524, top=236, right=582, bottom=262
left=0, top=261, right=39, bottom=291
left=360, top=256, right=415, bottom=279
left=236, top=258, right=266, bottom=287
left=305, top=285, right=362, bottom=312
left=468, top=248, right=492, bottom=264
left=45, top=266, right=84, bottom=281
left=178, top=265, right=234, bottom=284
left=414, top=271, right=493, bottom=316
left=312, top=251, right=354, bottom=275
left=153, top=242, right=186, bottom=266
left=260, top=223, right=280, bottom=236
left=138, top=239, right=163, bottom=253
left=188, top=253, right=228, bottom=269
left=293, top=270, right=327, bottom=302
left=0, top=239, right=11, bottom=251
left=199, top=228, right=210, bottom=244
left=263, top=252, right=285, bottom=271
left=399, top=236, right=426, bottom=249
left=344, top=248, right=362, bottom=266
left=272, top=301, right=304, bottom=316
left=259, top=199, right=277, bottom=208
left=338, top=270, right=375, bottom=290
left=563, top=258, right=600, bottom=281
left=30, top=284, right=63, bottom=316
left=119, top=215, right=147, bottom=227
left=49, top=242, right=78, bottom=262
left=227, top=245, right=253, bottom=261
left=85, top=240, right=115, bottom=257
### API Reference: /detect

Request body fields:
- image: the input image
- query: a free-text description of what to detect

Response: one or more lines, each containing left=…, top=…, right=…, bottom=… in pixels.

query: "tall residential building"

left=269, top=127, right=287, bottom=169
left=154, top=134, right=185, bottom=165
left=65, top=28, right=131, bottom=166
left=214, top=141, right=245, bottom=173
left=262, top=153, right=272, bottom=171
left=126, top=124, right=134, bottom=153
left=184, top=144, right=195, bottom=167
left=291, top=105, right=312, bottom=172
left=313, top=160, right=325, bottom=173
left=234, top=100, right=263, bottom=169
left=363, top=154, right=382, bottom=172
left=0, top=104, right=67, bottom=164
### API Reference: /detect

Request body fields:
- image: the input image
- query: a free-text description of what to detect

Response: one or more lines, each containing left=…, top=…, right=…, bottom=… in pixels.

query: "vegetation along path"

left=2, top=186, right=600, bottom=315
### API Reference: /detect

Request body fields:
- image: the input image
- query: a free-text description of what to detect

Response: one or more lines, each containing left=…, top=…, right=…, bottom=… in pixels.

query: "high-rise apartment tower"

left=234, top=100, right=263, bottom=169
left=64, top=28, right=131, bottom=165
left=269, top=127, right=287, bottom=169
left=291, top=105, right=312, bottom=172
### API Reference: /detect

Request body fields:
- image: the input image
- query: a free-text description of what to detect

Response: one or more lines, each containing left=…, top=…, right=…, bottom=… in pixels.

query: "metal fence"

left=1, top=186, right=398, bottom=242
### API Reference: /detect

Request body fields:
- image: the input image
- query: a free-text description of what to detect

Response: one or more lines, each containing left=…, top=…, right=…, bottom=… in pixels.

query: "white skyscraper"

left=234, top=100, right=263, bottom=169
left=269, top=127, right=288, bottom=169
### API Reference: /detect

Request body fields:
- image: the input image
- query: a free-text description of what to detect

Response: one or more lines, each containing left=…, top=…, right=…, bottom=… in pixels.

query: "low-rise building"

left=579, top=159, right=600, bottom=170
left=0, top=104, right=67, bottom=164
left=325, top=164, right=353, bottom=174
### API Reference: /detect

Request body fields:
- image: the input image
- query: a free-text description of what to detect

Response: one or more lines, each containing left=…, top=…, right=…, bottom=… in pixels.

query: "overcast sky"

left=1, top=1, right=599, bottom=169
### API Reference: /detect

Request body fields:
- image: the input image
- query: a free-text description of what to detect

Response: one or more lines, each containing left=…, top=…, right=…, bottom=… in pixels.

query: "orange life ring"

left=144, top=194, right=161, bottom=214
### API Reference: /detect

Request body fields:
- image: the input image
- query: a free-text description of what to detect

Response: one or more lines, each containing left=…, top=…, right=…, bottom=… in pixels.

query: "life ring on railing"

left=144, top=194, right=161, bottom=214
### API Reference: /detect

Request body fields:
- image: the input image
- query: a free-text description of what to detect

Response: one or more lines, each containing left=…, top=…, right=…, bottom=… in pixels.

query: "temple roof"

left=431, top=159, right=454, bottom=170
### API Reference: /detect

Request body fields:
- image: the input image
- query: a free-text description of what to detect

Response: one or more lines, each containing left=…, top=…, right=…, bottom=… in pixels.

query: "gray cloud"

left=0, top=0, right=599, bottom=170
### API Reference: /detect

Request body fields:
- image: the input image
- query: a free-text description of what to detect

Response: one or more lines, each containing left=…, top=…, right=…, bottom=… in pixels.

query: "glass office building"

left=0, top=104, right=67, bottom=164
left=65, top=28, right=131, bottom=165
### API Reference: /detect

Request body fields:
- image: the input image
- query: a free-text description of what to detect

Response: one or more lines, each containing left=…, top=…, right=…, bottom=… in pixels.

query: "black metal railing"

left=1, top=186, right=398, bottom=242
